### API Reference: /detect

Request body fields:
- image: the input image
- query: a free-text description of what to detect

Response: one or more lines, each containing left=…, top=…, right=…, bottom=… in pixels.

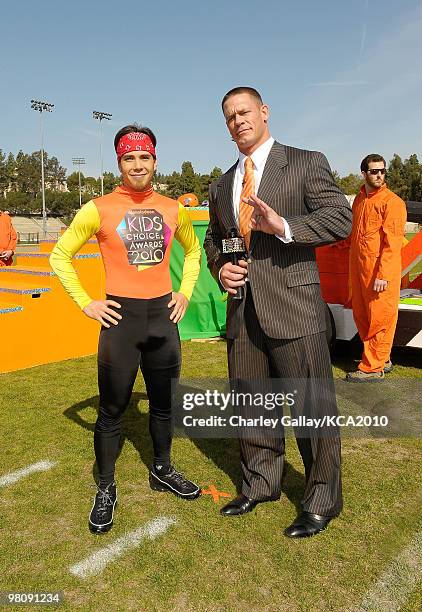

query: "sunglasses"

left=367, top=168, right=386, bottom=175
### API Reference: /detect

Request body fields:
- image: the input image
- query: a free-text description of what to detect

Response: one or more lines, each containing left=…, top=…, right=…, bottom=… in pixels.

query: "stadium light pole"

left=30, top=99, right=54, bottom=236
left=92, top=110, right=112, bottom=196
left=72, top=157, right=86, bottom=207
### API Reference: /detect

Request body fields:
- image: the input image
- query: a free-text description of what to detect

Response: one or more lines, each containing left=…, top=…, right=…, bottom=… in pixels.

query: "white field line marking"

left=0, top=460, right=57, bottom=487
left=69, top=516, right=178, bottom=579
left=351, top=529, right=422, bottom=612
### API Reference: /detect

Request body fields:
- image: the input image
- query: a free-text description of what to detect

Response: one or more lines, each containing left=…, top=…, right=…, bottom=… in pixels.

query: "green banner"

left=170, top=220, right=227, bottom=340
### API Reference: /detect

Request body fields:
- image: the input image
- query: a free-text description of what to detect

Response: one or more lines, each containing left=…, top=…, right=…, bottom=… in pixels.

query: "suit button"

left=247, top=258, right=252, bottom=264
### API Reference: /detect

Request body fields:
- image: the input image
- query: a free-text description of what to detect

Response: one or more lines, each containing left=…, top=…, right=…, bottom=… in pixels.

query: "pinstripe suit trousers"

left=227, top=286, right=343, bottom=517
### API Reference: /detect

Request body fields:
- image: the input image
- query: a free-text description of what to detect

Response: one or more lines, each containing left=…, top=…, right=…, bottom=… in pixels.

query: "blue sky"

left=0, top=0, right=421, bottom=179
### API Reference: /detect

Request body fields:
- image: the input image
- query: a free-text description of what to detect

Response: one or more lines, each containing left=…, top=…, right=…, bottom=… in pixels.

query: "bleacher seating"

left=11, top=216, right=67, bottom=240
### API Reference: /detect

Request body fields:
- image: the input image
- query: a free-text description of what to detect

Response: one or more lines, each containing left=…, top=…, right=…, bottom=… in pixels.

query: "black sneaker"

left=89, top=482, right=117, bottom=534
left=149, top=466, right=200, bottom=500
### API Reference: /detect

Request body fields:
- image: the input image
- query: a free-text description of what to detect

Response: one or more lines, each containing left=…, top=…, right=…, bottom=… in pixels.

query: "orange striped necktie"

left=239, top=156, right=255, bottom=250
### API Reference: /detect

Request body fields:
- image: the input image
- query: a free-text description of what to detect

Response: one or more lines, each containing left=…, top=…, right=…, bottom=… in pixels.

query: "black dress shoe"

left=220, top=494, right=259, bottom=516
left=284, top=511, right=333, bottom=538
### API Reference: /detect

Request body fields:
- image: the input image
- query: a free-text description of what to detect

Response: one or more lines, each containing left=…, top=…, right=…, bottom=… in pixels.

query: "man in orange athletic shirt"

left=51, top=125, right=201, bottom=533
left=346, top=153, right=407, bottom=382
left=0, top=210, right=17, bottom=266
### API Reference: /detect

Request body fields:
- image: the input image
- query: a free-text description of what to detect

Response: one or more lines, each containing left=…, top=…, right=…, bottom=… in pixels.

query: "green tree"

left=167, top=161, right=200, bottom=198
left=210, top=167, right=223, bottom=181
left=196, top=167, right=223, bottom=202
left=180, top=161, right=197, bottom=194
left=196, top=173, right=210, bottom=202
left=387, top=154, right=407, bottom=200
left=103, top=172, right=120, bottom=194
left=7, top=150, right=66, bottom=199
left=165, top=170, right=183, bottom=199
left=43, top=153, right=66, bottom=189
left=13, top=150, right=40, bottom=198
left=0, top=150, right=7, bottom=194
left=3, top=191, right=34, bottom=215
left=337, top=173, right=362, bottom=195
left=83, top=176, right=101, bottom=200
left=67, top=171, right=85, bottom=193
left=403, top=154, right=422, bottom=201
left=154, top=171, right=167, bottom=184
left=157, top=163, right=223, bottom=203
left=35, top=191, right=80, bottom=215
left=5, top=153, right=16, bottom=191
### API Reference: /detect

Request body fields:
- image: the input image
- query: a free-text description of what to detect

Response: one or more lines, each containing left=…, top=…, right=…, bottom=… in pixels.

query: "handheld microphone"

left=222, top=228, right=247, bottom=300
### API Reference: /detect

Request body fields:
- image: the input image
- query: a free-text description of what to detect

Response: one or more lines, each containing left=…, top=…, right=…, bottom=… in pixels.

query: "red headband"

left=116, top=132, right=156, bottom=161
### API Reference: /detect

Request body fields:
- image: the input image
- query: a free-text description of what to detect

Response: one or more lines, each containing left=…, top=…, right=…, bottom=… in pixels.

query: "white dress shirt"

left=232, top=136, right=293, bottom=243
left=218, top=137, right=293, bottom=288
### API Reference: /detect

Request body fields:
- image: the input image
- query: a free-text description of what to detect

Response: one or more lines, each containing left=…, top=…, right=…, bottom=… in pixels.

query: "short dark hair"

left=221, top=87, right=263, bottom=111
left=360, top=153, right=386, bottom=172
left=114, top=124, right=157, bottom=157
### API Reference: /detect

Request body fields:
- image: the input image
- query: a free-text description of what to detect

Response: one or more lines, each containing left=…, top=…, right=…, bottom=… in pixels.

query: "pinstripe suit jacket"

left=203, top=141, right=353, bottom=339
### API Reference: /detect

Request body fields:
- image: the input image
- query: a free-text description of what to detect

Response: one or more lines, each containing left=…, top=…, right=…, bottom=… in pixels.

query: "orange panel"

left=318, top=273, right=349, bottom=305
left=0, top=255, right=105, bottom=373
left=316, top=244, right=350, bottom=305
left=401, top=232, right=422, bottom=276
left=39, top=239, right=99, bottom=254
left=186, top=209, right=210, bottom=222
left=409, top=274, right=422, bottom=290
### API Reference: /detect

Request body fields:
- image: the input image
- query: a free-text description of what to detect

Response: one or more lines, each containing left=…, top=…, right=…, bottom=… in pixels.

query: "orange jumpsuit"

left=349, top=185, right=407, bottom=372
left=0, top=212, right=17, bottom=267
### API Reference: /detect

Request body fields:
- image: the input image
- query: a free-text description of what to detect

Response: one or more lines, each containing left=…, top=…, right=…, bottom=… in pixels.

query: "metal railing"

left=17, top=232, right=40, bottom=244
left=16, top=231, right=62, bottom=244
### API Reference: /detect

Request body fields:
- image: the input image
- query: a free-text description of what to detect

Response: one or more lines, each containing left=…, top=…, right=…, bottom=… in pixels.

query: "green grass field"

left=0, top=341, right=421, bottom=611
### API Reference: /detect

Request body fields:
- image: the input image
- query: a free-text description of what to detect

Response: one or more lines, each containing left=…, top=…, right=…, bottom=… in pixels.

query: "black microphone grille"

left=227, top=227, right=239, bottom=238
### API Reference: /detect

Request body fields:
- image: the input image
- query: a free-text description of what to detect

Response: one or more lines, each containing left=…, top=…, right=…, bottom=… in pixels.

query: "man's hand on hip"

left=373, top=279, right=388, bottom=292
left=83, top=299, right=122, bottom=327
left=246, top=195, right=285, bottom=236
left=168, top=291, right=188, bottom=323
left=220, top=259, right=248, bottom=295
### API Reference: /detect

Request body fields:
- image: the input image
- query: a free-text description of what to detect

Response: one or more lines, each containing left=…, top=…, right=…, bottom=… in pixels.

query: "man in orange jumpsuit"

left=0, top=210, right=17, bottom=267
left=346, top=154, right=407, bottom=382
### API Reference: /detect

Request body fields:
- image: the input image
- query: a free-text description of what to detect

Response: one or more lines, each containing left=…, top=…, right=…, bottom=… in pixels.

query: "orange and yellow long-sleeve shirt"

left=50, top=185, right=201, bottom=309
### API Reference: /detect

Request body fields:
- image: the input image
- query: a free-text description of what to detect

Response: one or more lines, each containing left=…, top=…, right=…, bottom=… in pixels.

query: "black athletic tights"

left=94, top=293, right=181, bottom=487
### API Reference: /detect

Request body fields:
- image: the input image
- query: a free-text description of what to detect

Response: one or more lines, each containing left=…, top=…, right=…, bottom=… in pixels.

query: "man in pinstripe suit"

left=203, top=87, right=352, bottom=537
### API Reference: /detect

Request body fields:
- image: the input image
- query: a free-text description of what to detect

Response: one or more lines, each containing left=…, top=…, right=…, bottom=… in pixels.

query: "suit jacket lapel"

left=257, top=141, right=288, bottom=202
left=217, top=162, right=237, bottom=232
left=250, top=141, right=288, bottom=252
